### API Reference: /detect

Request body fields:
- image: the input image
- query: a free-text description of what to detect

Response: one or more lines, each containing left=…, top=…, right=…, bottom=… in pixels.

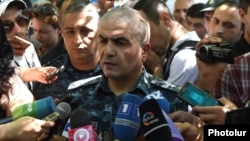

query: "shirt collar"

left=96, top=68, right=150, bottom=97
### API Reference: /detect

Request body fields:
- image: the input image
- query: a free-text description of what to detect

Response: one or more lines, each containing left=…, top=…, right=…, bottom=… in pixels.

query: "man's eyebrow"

left=212, top=17, right=219, bottom=21
left=111, top=37, right=128, bottom=41
left=98, top=34, right=126, bottom=39
left=79, top=25, right=93, bottom=31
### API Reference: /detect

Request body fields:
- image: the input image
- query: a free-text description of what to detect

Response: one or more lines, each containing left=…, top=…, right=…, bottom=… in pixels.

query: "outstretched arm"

left=16, top=67, right=57, bottom=84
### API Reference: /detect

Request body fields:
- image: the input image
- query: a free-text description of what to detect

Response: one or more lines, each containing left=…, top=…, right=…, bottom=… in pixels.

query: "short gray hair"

left=99, top=7, right=150, bottom=45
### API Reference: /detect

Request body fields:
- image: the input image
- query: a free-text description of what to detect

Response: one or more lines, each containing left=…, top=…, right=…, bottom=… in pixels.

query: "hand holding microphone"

left=0, top=97, right=71, bottom=140
left=0, top=96, right=56, bottom=124
left=0, top=116, right=55, bottom=141
left=42, top=102, right=72, bottom=140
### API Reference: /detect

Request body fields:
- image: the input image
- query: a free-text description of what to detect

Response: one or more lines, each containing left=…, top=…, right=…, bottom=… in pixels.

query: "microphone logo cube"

left=68, top=125, right=96, bottom=141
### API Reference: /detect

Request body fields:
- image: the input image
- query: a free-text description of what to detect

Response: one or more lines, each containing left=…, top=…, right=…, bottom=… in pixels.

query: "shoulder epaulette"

left=67, top=75, right=102, bottom=90
left=150, top=78, right=181, bottom=93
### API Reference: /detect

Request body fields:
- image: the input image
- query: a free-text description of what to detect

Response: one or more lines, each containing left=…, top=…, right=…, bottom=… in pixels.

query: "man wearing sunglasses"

left=0, top=0, right=41, bottom=91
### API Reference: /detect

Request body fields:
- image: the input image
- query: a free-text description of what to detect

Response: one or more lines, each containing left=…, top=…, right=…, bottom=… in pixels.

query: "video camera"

left=196, top=42, right=234, bottom=64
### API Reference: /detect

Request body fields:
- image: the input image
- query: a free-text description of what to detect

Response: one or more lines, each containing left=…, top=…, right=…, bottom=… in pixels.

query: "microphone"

left=143, top=90, right=170, bottom=114
left=140, top=91, right=184, bottom=141
left=68, top=108, right=97, bottom=141
left=43, top=102, right=72, bottom=121
left=61, top=118, right=71, bottom=138
left=0, top=96, right=56, bottom=124
left=43, top=102, right=72, bottom=141
left=143, top=91, right=184, bottom=141
left=139, top=98, right=172, bottom=141
left=113, top=94, right=142, bottom=141
left=161, top=111, right=184, bottom=141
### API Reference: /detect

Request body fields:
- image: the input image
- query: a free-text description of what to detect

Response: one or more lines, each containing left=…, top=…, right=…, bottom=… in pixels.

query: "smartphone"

left=178, top=82, right=222, bottom=106
left=10, top=36, right=30, bottom=49
left=225, top=106, right=250, bottom=125
left=46, top=65, right=65, bottom=81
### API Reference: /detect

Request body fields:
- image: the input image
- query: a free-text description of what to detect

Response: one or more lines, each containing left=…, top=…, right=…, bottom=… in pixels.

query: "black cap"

left=196, top=0, right=226, bottom=16
left=186, top=3, right=206, bottom=18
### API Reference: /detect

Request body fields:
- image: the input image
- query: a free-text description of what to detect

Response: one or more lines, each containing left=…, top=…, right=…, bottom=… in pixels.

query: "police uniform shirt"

left=32, top=54, right=103, bottom=100
left=65, top=69, right=189, bottom=134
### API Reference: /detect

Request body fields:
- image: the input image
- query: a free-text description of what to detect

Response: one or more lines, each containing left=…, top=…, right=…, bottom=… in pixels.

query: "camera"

left=196, top=42, right=234, bottom=64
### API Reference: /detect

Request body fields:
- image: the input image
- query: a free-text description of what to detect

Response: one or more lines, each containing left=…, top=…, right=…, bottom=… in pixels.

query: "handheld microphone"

left=143, top=92, right=184, bottom=141
left=0, top=96, right=56, bottom=124
left=68, top=108, right=97, bottom=141
left=143, top=90, right=170, bottom=114
left=140, top=94, right=184, bottom=141
left=43, top=102, right=72, bottom=141
left=43, top=102, right=72, bottom=121
left=113, top=94, right=142, bottom=141
left=139, top=98, right=172, bottom=141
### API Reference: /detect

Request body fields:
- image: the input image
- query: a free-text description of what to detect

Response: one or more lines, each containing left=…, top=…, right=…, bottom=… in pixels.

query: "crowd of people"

left=0, top=0, right=250, bottom=140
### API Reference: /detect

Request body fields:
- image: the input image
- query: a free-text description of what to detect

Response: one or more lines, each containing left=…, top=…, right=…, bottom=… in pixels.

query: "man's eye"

left=80, top=29, right=90, bottom=36
left=114, top=40, right=126, bottom=46
left=224, top=23, right=234, bottom=29
left=65, top=30, right=74, bottom=35
left=98, top=38, right=107, bottom=44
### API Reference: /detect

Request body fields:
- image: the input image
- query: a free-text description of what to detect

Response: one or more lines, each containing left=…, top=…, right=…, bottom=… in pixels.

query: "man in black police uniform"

left=33, top=0, right=102, bottom=101
left=64, top=6, right=188, bottom=139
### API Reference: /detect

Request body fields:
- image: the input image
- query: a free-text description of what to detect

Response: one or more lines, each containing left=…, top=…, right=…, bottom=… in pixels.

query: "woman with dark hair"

left=0, top=21, right=56, bottom=117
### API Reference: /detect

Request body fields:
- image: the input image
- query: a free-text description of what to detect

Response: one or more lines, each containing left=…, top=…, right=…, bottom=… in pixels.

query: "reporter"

left=0, top=20, right=56, bottom=117
left=195, top=36, right=227, bottom=94
left=0, top=116, right=55, bottom=141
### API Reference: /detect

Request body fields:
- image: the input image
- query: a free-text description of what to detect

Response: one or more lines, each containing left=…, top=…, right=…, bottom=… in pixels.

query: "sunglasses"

left=2, top=15, right=30, bottom=34
left=33, top=5, right=58, bottom=17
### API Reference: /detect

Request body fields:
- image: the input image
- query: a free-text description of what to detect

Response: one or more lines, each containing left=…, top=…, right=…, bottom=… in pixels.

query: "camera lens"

left=199, top=45, right=209, bottom=59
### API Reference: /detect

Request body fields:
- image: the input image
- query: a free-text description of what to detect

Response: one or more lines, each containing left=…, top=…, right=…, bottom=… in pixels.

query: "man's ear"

left=239, top=8, right=246, bottom=24
left=141, top=43, right=151, bottom=61
left=160, top=11, right=171, bottom=27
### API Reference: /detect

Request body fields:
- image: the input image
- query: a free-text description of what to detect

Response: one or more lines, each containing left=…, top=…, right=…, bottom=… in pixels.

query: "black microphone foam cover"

left=70, top=109, right=91, bottom=129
